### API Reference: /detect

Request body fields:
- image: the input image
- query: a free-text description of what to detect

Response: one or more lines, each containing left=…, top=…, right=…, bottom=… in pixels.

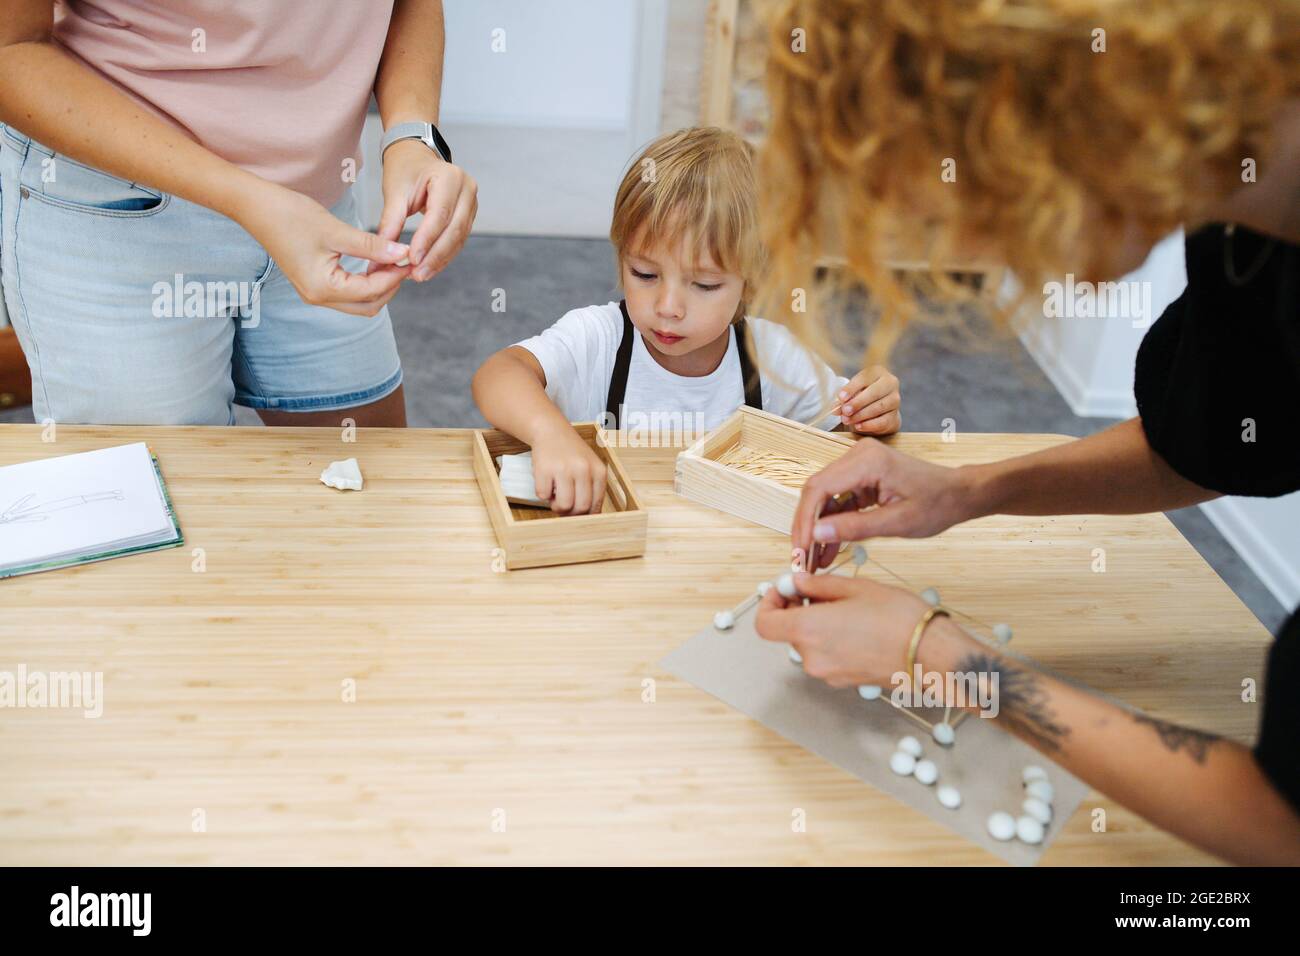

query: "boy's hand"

left=529, top=424, right=610, bottom=516
left=836, top=365, right=901, bottom=435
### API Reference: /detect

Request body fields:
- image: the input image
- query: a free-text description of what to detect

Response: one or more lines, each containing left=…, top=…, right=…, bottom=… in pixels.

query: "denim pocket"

left=7, top=128, right=169, bottom=219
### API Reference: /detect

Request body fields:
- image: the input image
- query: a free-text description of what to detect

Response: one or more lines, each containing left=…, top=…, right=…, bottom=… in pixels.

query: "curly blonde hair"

left=756, top=0, right=1300, bottom=363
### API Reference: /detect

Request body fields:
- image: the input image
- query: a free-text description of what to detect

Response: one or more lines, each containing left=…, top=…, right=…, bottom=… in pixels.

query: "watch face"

left=429, top=126, right=452, bottom=164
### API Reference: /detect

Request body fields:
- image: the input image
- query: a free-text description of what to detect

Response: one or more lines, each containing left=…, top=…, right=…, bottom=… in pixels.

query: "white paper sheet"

left=0, top=443, right=174, bottom=571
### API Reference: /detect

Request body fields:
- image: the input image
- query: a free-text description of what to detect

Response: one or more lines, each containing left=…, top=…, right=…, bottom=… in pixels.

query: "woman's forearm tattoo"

left=954, top=652, right=1070, bottom=752
left=1132, top=713, right=1220, bottom=764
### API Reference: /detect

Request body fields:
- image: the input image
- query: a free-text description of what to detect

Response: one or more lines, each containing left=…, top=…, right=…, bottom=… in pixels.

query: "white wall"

left=358, top=0, right=668, bottom=238
left=1016, top=231, right=1187, bottom=419
left=441, top=0, right=636, bottom=130
left=1012, top=234, right=1300, bottom=614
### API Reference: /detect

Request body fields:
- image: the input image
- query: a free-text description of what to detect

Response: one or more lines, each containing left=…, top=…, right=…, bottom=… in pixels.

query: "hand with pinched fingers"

left=791, top=439, right=978, bottom=571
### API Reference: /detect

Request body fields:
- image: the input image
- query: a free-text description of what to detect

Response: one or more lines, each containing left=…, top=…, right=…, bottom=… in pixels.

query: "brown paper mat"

left=660, top=567, right=1089, bottom=865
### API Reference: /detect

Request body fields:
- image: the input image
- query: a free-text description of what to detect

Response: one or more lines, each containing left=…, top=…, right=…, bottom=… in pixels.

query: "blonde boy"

left=472, top=127, right=901, bottom=515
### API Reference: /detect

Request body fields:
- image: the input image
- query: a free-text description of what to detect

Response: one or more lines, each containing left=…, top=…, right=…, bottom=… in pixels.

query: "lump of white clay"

left=1022, top=797, right=1052, bottom=825
left=756, top=581, right=773, bottom=597
left=921, top=587, right=941, bottom=607
left=713, top=610, right=735, bottom=631
left=319, top=457, right=363, bottom=491
left=937, top=785, right=962, bottom=809
left=898, top=735, right=923, bottom=758
left=889, top=751, right=917, bottom=776
left=1016, top=815, right=1045, bottom=845
left=852, top=544, right=868, bottom=566
left=993, top=623, right=1013, bottom=644
left=987, top=812, right=1016, bottom=841
left=1026, top=779, right=1055, bottom=804
left=776, top=573, right=799, bottom=599
left=932, top=722, right=955, bottom=747
left=1022, top=765, right=1048, bottom=784
left=495, top=452, right=548, bottom=506
left=913, top=759, right=938, bottom=785
left=788, top=646, right=803, bottom=665
left=857, top=684, right=882, bottom=701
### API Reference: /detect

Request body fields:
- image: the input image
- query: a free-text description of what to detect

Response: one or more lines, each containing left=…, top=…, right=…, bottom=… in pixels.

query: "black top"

left=1134, top=223, right=1299, bottom=811
left=603, top=300, right=763, bottom=429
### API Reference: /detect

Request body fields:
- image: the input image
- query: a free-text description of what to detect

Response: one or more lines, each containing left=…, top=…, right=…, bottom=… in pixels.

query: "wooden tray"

left=673, top=406, right=856, bottom=534
left=472, top=423, right=647, bottom=570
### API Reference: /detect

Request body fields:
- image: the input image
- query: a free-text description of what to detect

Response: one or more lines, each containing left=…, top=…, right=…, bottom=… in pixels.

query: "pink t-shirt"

left=54, top=0, right=395, bottom=207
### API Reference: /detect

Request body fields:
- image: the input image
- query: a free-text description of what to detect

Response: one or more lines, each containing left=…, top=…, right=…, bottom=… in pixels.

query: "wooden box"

left=674, top=406, right=856, bottom=534
left=472, top=423, right=647, bottom=570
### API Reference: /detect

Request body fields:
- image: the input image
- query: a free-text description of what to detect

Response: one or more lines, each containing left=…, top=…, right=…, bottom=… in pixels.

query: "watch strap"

left=381, top=121, right=453, bottom=164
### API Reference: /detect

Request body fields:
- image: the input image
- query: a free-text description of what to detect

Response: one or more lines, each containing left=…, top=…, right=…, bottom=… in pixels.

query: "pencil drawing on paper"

left=0, top=490, right=127, bottom=526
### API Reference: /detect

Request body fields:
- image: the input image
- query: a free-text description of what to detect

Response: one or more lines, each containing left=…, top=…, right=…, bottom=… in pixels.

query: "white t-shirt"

left=513, top=301, right=848, bottom=436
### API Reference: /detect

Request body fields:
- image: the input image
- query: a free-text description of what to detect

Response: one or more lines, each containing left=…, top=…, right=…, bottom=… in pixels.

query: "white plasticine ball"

left=993, top=623, right=1013, bottom=644
left=987, top=812, right=1016, bottom=841
left=937, top=786, right=962, bottom=809
left=889, top=751, right=917, bottom=776
left=788, top=645, right=803, bottom=665
left=921, top=587, right=941, bottom=607
left=776, top=573, right=799, bottom=599
left=1022, top=797, right=1052, bottom=825
left=932, top=722, right=955, bottom=746
left=856, top=685, right=882, bottom=700
left=1022, top=765, right=1049, bottom=784
left=713, top=610, right=735, bottom=631
left=757, top=581, right=773, bottom=597
left=913, top=759, right=938, bottom=785
left=1026, top=779, right=1055, bottom=804
left=898, top=735, right=923, bottom=758
left=1016, top=815, right=1045, bottom=845
left=852, top=545, right=868, bottom=566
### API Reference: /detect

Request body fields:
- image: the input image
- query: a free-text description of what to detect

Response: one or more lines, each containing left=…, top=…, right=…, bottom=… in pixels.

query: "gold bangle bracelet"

left=905, top=606, right=951, bottom=685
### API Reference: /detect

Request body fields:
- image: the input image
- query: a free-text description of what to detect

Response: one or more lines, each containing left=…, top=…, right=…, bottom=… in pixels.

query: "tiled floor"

left=1, top=233, right=1289, bottom=633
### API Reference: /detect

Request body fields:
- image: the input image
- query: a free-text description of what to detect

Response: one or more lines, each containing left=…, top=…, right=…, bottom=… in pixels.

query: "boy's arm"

left=471, top=347, right=571, bottom=447
left=471, top=347, right=608, bottom=515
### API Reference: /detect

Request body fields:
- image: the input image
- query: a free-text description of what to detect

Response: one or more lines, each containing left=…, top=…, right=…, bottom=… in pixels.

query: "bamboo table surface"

left=0, top=425, right=1271, bottom=865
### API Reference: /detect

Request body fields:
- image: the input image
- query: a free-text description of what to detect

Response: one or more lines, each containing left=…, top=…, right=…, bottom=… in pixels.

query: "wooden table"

left=0, top=425, right=1270, bottom=865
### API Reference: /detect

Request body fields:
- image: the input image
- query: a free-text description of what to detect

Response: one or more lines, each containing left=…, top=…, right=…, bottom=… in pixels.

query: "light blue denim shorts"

left=0, top=125, right=402, bottom=425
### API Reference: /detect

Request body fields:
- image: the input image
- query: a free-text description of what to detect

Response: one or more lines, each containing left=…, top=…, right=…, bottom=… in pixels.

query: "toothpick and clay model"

left=319, top=458, right=363, bottom=491
left=730, top=548, right=990, bottom=743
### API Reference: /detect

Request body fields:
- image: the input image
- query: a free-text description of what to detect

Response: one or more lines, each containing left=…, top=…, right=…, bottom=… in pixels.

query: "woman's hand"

left=529, top=423, right=610, bottom=516
left=835, top=365, right=901, bottom=435
left=374, top=139, right=478, bottom=281
left=793, top=439, right=983, bottom=570
left=755, top=573, right=958, bottom=687
left=239, top=184, right=413, bottom=317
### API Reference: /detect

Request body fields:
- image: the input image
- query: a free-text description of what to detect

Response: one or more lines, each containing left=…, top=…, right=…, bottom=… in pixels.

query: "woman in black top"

left=752, top=0, right=1300, bottom=863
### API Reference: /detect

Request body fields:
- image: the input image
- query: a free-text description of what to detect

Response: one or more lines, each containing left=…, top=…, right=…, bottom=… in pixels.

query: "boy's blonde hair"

left=611, top=127, right=763, bottom=322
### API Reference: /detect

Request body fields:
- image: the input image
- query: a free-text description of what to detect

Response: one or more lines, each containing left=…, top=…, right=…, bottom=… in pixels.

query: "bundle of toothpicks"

left=715, top=444, right=819, bottom=488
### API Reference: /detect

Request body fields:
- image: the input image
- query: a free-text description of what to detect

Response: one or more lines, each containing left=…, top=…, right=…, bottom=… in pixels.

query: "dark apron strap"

left=605, top=304, right=763, bottom=428
left=734, top=318, right=763, bottom=410
left=604, top=300, right=636, bottom=429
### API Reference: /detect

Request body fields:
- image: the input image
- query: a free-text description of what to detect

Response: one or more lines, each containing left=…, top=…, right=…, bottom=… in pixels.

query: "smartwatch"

left=381, top=121, right=453, bottom=164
